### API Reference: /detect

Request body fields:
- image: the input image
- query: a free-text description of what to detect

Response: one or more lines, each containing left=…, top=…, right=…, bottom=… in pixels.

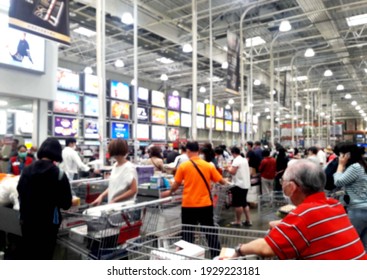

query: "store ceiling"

left=59, top=0, right=367, bottom=124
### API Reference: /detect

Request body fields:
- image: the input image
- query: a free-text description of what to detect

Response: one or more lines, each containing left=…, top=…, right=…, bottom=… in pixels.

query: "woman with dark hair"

left=334, top=143, right=367, bottom=247
left=91, top=139, right=137, bottom=205
left=142, top=145, right=164, bottom=172
left=274, top=147, right=289, bottom=191
left=16, top=138, right=72, bottom=259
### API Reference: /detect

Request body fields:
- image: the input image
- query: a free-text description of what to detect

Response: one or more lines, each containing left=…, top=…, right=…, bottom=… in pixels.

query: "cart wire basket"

left=127, top=224, right=269, bottom=260
left=70, top=178, right=109, bottom=205
left=257, top=191, right=289, bottom=219
left=211, top=184, right=231, bottom=225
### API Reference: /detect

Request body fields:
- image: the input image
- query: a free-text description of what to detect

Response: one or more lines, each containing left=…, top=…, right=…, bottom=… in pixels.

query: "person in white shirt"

left=171, top=145, right=189, bottom=169
left=225, top=146, right=252, bottom=227
left=316, top=144, right=327, bottom=167
left=91, top=139, right=137, bottom=205
left=307, top=146, right=320, bottom=166
left=61, top=138, right=91, bottom=181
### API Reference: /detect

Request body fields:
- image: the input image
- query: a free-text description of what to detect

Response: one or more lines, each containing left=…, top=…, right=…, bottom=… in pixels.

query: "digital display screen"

left=53, top=90, right=79, bottom=115
left=181, top=98, right=192, bottom=113
left=216, top=106, right=224, bottom=118
left=224, top=110, right=232, bottom=120
left=57, top=68, right=80, bottom=91
left=206, top=117, right=215, bottom=129
left=137, top=107, right=149, bottom=122
left=15, top=111, right=33, bottom=134
left=137, top=124, right=150, bottom=140
left=167, top=110, right=180, bottom=126
left=84, top=95, right=99, bottom=117
left=111, top=101, right=130, bottom=120
left=225, top=120, right=232, bottom=132
left=168, top=95, right=180, bottom=111
left=110, top=80, right=129, bottom=101
left=111, top=122, right=129, bottom=139
left=0, top=14, right=45, bottom=73
left=205, top=104, right=215, bottom=117
left=168, top=128, right=179, bottom=141
left=216, top=119, right=224, bottom=131
left=197, top=116, right=205, bottom=129
left=53, top=116, right=78, bottom=137
left=151, top=90, right=165, bottom=108
left=197, top=102, right=205, bottom=115
left=151, top=125, right=166, bottom=141
left=84, top=119, right=99, bottom=139
left=138, top=87, right=149, bottom=103
left=181, top=113, right=191, bottom=128
left=84, top=74, right=99, bottom=95
left=151, top=107, right=166, bottom=125
left=233, top=121, right=240, bottom=133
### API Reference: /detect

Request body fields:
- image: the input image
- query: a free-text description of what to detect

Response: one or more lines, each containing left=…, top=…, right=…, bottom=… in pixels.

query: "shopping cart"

left=211, top=184, right=231, bottom=225
left=127, top=224, right=269, bottom=260
left=70, top=178, right=109, bottom=205
left=58, top=197, right=180, bottom=260
left=257, top=191, right=289, bottom=220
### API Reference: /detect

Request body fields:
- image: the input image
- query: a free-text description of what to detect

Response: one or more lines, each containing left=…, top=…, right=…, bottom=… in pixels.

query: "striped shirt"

left=333, top=163, right=367, bottom=203
left=264, top=192, right=367, bottom=260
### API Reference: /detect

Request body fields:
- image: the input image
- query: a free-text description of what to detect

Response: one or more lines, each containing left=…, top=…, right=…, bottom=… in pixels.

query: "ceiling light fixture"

left=359, top=110, right=364, bottom=114
left=266, top=115, right=271, bottom=119
left=160, top=74, right=168, bottom=81
left=305, top=104, right=311, bottom=109
left=114, top=59, right=124, bottom=68
left=336, top=84, right=344, bottom=91
left=351, top=100, right=358, bottom=106
left=130, top=79, right=136, bottom=86
left=0, top=100, right=8, bottom=106
left=364, top=68, right=367, bottom=74
left=304, top=48, right=315, bottom=57
left=356, top=106, right=361, bottom=110
left=324, top=69, right=333, bottom=77
left=362, top=113, right=367, bottom=117
left=73, top=27, right=96, bottom=37
left=320, top=112, right=325, bottom=117
left=346, top=14, right=367, bottom=27
left=295, top=101, right=301, bottom=107
left=84, top=66, right=93, bottom=74
left=156, top=57, right=174, bottom=64
left=225, top=104, right=231, bottom=110
left=279, top=20, right=292, bottom=32
left=172, top=90, right=179, bottom=96
left=199, top=86, right=206, bottom=93
left=221, top=61, right=229, bottom=69
left=121, top=12, right=134, bottom=25
left=254, top=79, right=261, bottom=86
left=204, top=99, right=209, bottom=104
left=228, top=99, right=234, bottom=105
left=245, top=36, right=266, bottom=47
left=344, top=94, right=352, bottom=99
left=182, top=43, right=193, bottom=53
left=294, top=76, right=308, bottom=81
left=264, top=108, right=270, bottom=112
left=303, top=88, right=319, bottom=92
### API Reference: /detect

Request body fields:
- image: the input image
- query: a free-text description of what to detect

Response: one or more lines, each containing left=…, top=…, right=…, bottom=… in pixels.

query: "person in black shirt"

left=166, top=148, right=179, bottom=164
left=246, top=141, right=261, bottom=175
left=8, top=33, right=33, bottom=64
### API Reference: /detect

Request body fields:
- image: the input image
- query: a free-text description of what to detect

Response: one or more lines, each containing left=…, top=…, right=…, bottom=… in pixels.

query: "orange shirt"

left=174, top=156, right=223, bottom=207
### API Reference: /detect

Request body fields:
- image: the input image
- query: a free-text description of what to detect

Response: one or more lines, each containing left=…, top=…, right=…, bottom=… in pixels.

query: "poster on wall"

left=197, top=102, right=205, bottom=115
left=151, top=107, right=166, bottom=125
left=84, top=95, right=99, bottom=117
left=137, top=107, right=149, bottom=122
left=138, top=87, right=149, bottom=103
left=205, top=104, right=215, bottom=117
left=168, top=128, right=179, bottom=141
left=181, top=98, right=192, bottom=113
left=151, top=125, right=166, bottom=141
left=0, top=12, right=45, bottom=73
left=111, top=101, right=130, bottom=120
left=15, top=110, right=33, bottom=134
left=110, top=80, right=129, bottom=101
left=216, top=119, right=224, bottom=131
left=226, top=30, right=240, bottom=94
left=181, top=113, right=191, bottom=128
left=167, top=111, right=180, bottom=126
left=137, top=124, right=149, bottom=140
left=151, top=90, right=165, bottom=108
left=216, top=106, right=224, bottom=118
left=232, top=121, right=239, bottom=133
left=53, top=116, right=78, bottom=137
left=225, top=120, right=232, bottom=132
left=197, top=115, right=205, bottom=129
left=84, top=74, right=99, bottom=95
left=8, top=0, right=70, bottom=45
left=168, top=95, right=180, bottom=111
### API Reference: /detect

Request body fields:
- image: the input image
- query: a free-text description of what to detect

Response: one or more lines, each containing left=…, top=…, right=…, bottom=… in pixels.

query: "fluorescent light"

left=254, top=79, right=261, bottom=86
left=204, top=99, right=209, bottom=104
left=356, top=106, right=361, bottom=110
left=275, top=66, right=293, bottom=72
left=182, top=43, right=192, bottom=53
left=346, top=14, right=367, bottom=27
left=264, top=108, right=270, bottom=112
left=304, top=48, right=315, bottom=57
left=293, top=76, right=308, bottom=81
left=228, top=99, right=234, bottom=105
left=344, top=94, right=352, bottom=99
left=208, top=76, right=223, bottom=82
left=121, top=12, right=134, bottom=25
left=160, top=74, right=168, bottom=81
left=84, top=66, right=93, bottom=74
left=295, top=101, right=301, bottom=107
left=285, top=114, right=290, bottom=118
left=114, top=59, right=124, bottom=68
left=0, top=100, right=8, bottom=106
left=279, top=20, right=292, bottom=32
left=351, top=100, right=357, bottom=106
left=359, top=110, right=364, bottom=114
left=245, top=36, right=266, bottom=47
left=303, top=88, right=319, bottom=92
left=73, top=27, right=96, bottom=37
left=172, top=90, right=179, bottom=96
left=266, top=115, right=271, bottom=119
left=221, top=61, right=228, bottom=69
left=156, top=57, right=174, bottom=64
left=225, top=104, right=231, bottom=110
left=336, top=84, right=344, bottom=91
left=305, top=104, right=311, bottom=109
left=324, top=69, right=333, bottom=77
left=199, top=86, right=206, bottom=93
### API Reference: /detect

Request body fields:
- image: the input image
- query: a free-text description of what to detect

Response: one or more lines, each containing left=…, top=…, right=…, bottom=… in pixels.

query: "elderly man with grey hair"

left=232, top=159, right=367, bottom=260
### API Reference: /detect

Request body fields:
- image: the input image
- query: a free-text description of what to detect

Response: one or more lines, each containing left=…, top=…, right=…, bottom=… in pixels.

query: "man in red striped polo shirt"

left=233, top=159, right=367, bottom=260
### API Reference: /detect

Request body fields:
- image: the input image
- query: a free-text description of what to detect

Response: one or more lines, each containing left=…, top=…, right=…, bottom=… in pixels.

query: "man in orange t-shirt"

left=162, top=141, right=228, bottom=258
